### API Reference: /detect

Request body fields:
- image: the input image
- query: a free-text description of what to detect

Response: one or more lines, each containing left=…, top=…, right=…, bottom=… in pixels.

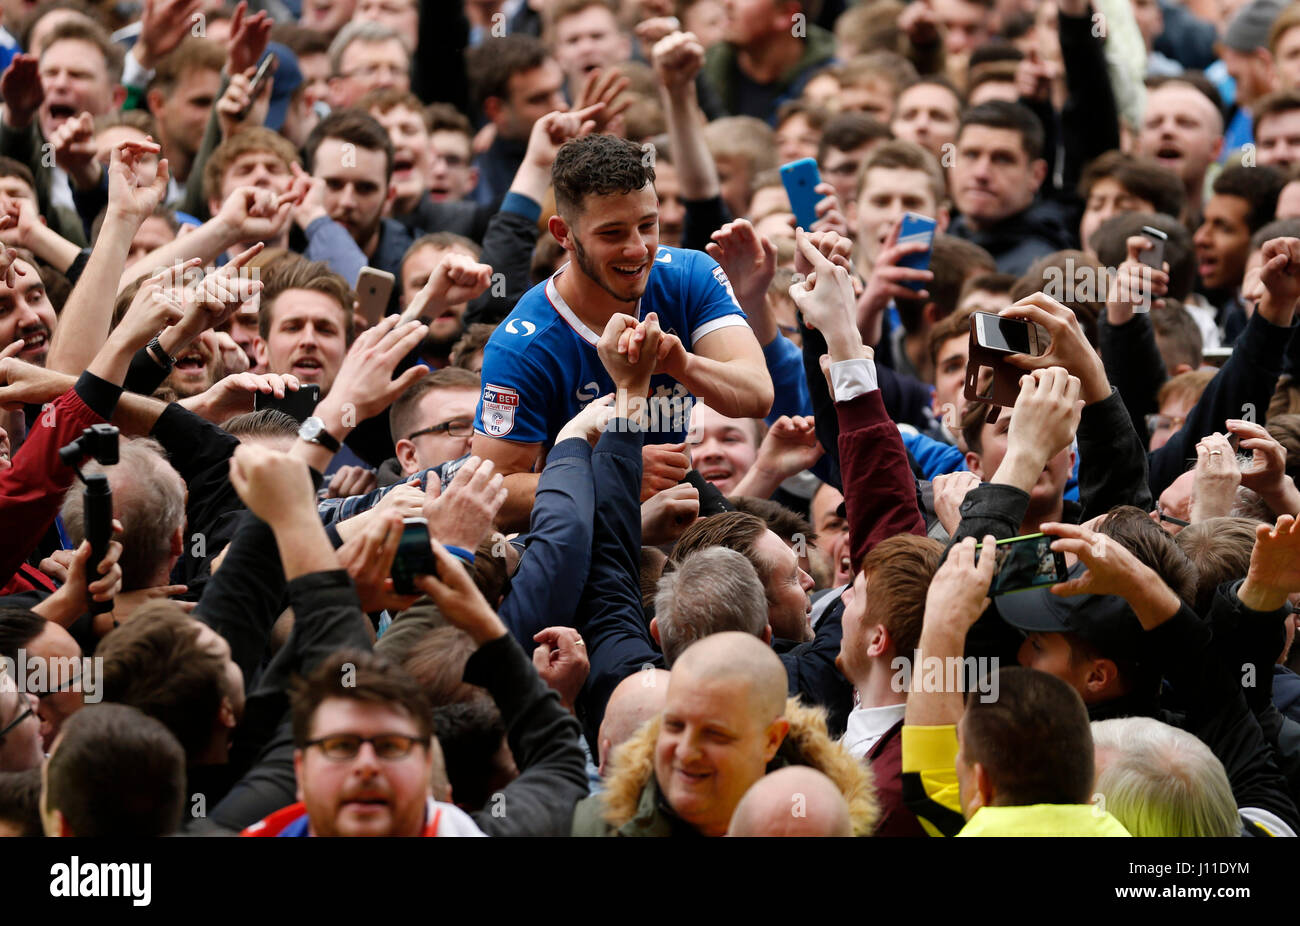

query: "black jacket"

left=947, top=199, right=1077, bottom=277
left=462, top=633, right=591, bottom=836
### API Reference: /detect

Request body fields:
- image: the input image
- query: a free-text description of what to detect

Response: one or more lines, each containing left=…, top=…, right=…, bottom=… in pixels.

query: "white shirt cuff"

left=123, top=50, right=154, bottom=91
left=830, top=357, right=878, bottom=402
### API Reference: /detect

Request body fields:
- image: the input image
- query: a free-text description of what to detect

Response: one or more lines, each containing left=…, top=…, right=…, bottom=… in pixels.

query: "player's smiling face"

left=568, top=185, right=660, bottom=304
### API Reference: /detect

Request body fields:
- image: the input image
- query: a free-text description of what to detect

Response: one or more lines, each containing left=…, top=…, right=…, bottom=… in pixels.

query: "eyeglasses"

left=1153, top=501, right=1190, bottom=528
left=407, top=418, right=474, bottom=441
left=1144, top=413, right=1186, bottom=434
left=305, top=733, right=425, bottom=761
left=0, top=699, right=33, bottom=743
left=341, top=63, right=408, bottom=80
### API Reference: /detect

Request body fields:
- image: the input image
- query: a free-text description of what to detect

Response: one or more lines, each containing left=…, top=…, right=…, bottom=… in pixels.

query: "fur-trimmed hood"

left=593, top=697, right=879, bottom=836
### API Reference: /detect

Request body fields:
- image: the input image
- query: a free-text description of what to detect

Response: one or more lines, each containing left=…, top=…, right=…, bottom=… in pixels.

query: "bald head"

left=672, top=632, right=788, bottom=725
left=727, top=766, right=852, bottom=836
left=599, top=668, right=671, bottom=776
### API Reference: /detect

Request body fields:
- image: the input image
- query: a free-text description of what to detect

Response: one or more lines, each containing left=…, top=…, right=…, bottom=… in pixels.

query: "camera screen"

left=987, top=534, right=1061, bottom=594
left=979, top=315, right=1032, bottom=354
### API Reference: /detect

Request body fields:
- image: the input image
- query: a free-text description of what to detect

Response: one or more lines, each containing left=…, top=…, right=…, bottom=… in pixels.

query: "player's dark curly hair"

left=551, top=134, right=656, bottom=219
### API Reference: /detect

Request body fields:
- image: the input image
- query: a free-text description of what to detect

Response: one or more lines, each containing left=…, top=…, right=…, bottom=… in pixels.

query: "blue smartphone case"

left=896, top=212, right=936, bottom=292
left=780, top=158, right=822, bottom=231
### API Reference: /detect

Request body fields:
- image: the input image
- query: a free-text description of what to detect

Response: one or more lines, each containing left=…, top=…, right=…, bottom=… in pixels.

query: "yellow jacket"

left=901, top=723, right=1130, bottom=837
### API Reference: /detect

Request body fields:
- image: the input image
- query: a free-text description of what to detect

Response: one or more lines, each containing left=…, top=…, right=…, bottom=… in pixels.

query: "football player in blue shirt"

left=472, top=133, right=774, bottom=527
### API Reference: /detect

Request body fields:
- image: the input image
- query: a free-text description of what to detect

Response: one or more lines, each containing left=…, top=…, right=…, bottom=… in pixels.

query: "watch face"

left=300, top=417, right=322, bottom=440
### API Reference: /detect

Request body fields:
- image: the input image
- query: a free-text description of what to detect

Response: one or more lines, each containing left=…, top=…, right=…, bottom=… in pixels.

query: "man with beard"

left=0, top=255, right=56, bottom=368
left=304, top=109, right=412, bottom=315
left=472, top=133, right=772, bottom=529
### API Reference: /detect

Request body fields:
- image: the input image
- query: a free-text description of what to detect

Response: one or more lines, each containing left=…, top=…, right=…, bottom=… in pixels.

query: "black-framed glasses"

left=1154, top=501, right=1190, bottom=528
left=304, top=733, right=425, bottom=761
left=0, top=699, right=33, bottom=742
left=407, top=418, right=473, bottom=441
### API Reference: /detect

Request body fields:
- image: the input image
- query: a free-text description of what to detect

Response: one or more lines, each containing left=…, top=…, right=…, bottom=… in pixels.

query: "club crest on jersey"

left=505, top=318, right=536, bottom=336
left=482, top=384, right=519, bottom=437
left=712, top=266, right=741, bottom=309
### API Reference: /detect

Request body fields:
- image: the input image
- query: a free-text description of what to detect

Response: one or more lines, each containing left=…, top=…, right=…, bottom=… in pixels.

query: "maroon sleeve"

left=835, top=388, right=926, bottom=568
left=0, top=388, right=105, bottom=585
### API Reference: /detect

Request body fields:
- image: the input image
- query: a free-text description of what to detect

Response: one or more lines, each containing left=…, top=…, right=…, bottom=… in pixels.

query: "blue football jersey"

left=474, top=246, right=748, bottom=448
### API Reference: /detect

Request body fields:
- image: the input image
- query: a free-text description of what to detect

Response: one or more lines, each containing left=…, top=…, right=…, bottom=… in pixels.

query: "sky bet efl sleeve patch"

left=480, top=383, right=520, bottom=437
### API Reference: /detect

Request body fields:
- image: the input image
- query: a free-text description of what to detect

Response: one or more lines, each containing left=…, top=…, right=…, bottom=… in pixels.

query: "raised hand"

left=179, top=370, right=301, bottom=422
left=1041, top=521, right=1181, bottom=628
left=1229, top=418, right=1300, bottom=514
left=335, top=509, right=420, bottom=614
left=897, top=0, right=939, bottom=45
left=49, top=111, right=101, bottom=188
left=859, top=214, right=934, bottom=324
left=932, top=470, right=981, bottom=536
left=0, top=54, right=43, bottom=128
left=807, top=182, right=849, bottom=238
left=1005, top=366, right=1083, bottom=468
left=291, top=163, right=329, bottom=230
left=532, top=626, right=590, bottom=711
left=217, top=184, right=299, bottom=245
left=923, top=535, right=997, bottom=633
left=652, top=30, right=705, bottom=95
left=1190, top=432, right=1241, bottom=522
left=556, top=393, right=617, bottom=446
left=789, top=229, right=857, bottom=347
left=597, top=311, right=661, bottom=394
left=227, top=0, right=273, bottom=77
left=0, top=214, right=25, bottom=286
left=188, top=241, right=265, bottom=328
left=706, top=219, right=777, bottom=315
left=137, top=0, right=205, bottom=68
left=0, top=356, right=74, bottom=409
left=641, top=482, right=700, bottom=544
left=414, top=540, right=507, bottom=645
left=1239, top=515, right=1300, bottom=611
left=110, top=268, right=186, bottom=352
left=326, top=464, right=378, bottom=500
left=1257, top=236, right=1300, bottom=324
left=759, top=415, right=823, bottom=478
left=520, top=103, right=605, bottom=179
left=316, top=314, right=429, bottom=425
left=999, top=291, right=1110, bottom=404
left=106, top=139, right=170, bottom=228
left=573, top=68, right=631, bottom=135
left=216, top=64, right=274, bottom=139
left=792, top=227, right=854, bottom=278
left=1106, top=235, right=1169, bottom=324
left=423, top=455, right=508, bottom=551
left=228, top=443, right=317, bottom=527
left=642, top=441, right=689, bottom=500
left=402, top=251, right=494, bottom=322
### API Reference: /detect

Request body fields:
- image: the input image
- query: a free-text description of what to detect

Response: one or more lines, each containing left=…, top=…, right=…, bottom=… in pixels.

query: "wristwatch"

left=298, top=416, right=341, bottom=453
left=146, top=337, right=174, bottom=370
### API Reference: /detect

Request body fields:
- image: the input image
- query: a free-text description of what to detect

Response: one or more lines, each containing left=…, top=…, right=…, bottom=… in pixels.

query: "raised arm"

left=789, top=229, right=926, bottom=558
left=46, top=139, right=171, bottom=375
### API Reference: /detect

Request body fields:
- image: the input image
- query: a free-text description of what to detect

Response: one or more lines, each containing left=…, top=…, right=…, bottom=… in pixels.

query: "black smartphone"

left=971, top=312, right=1042, bottom=355
left=975, top=533, right=1069, bottom=596
left=1138, top=225, right=1167, bottom=271
left=253, top=383, right=320, bottom=422
left=390, top=517, right=437, bottom=594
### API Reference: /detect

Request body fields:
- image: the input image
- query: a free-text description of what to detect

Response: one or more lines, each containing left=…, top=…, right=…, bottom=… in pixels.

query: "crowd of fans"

left=2, top=0, right=1300, bottom=840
